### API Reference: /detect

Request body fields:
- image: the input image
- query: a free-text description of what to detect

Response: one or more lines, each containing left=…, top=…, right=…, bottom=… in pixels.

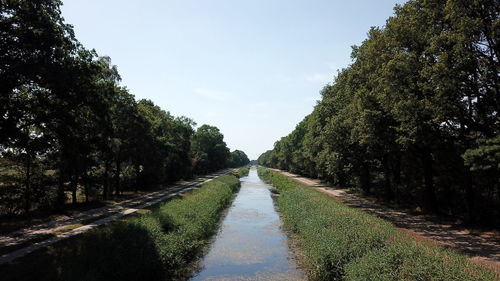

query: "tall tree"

left=191, top=125, right=230, bottom=174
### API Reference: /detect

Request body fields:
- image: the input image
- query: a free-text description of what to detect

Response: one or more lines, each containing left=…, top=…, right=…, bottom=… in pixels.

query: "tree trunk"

left=382, top=155, right=394, bottom=200
left=392, top=153, right=401, bottom=203
left=83, top=172, right=89, bottom=203
left=393, top=153, right=401, bottom=185
left=421, top=149, right=438, bottom=213
left=56, top=170, right=66, bottom=211
left=135, top=164, right=140, bottom=193
left=336, top=161, right=347, bottom=187
left=360, top=162, right=371, bottom=194
left=464, top=165, right=475, bottom=223
left=24, top=155, right=32, bottom=214
left=114, top=159, right=121, bottom=196
left=71, top=172, right=78, bottom=205
left=103, top=160, right=110, bottom=200
left=338, top=172, right=347, bottom=187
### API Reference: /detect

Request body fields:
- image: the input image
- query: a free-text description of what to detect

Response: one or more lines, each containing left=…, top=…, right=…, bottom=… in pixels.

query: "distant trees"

left=259, top=0, right=499, bottom=226
left=0, top=0, right=244, bottom=216
left=191, top=125, right=230, bottom=174
left=228, top=150, right=250, bottom=168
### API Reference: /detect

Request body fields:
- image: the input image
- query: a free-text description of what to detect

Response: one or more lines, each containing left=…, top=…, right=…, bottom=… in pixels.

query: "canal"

left=191, top=167, right=304, bottom=281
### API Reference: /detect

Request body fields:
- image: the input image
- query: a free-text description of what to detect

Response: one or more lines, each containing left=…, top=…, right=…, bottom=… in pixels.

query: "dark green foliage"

left=0, top=175, right=241, bottom=281
left=259, top=0, right=500, bottom=226
left=191, top=125, right=230, bottom=174
left=463, top=136, right=500, bottom=172
left=62, top=219, right=165, bottom=281
left=228, top=150, right=250, bottom=168
left=258, top=168, right=495, bottom=281
left=0, top=1, right=247, bottom=215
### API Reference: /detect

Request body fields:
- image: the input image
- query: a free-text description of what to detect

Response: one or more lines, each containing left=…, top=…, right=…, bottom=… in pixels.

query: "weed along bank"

left=191, top=167, right=305, bottom=280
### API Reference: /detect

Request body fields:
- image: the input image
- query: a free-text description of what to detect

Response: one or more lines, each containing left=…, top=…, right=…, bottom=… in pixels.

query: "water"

left=191, top=167, right=305, bottom=281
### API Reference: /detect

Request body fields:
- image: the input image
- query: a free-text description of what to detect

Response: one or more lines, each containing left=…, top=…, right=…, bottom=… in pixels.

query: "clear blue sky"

left=61, top=0, right=406, bottom=160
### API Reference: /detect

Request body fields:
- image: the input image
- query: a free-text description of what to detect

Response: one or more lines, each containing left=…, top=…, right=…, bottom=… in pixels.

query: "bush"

left=258, top=168, right=495, bottom=281
left=345, top=241, right=492, bottom=281
left=234, top=166, right=250, bottom=178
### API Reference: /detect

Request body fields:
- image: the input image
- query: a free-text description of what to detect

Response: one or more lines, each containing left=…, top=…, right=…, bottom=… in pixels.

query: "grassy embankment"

left=258, top=167, right=496, bottom=281
left=235, top=166, right=250, bottom=177
left=0, top=174, right=240, bottom=281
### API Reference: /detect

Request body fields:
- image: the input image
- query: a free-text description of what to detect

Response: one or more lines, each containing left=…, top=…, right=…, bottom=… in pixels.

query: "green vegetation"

left=259, top=0, right=499, bottom=226
left=228, top=150, right=250, bottom=168
left=258, top=168, right=496, bottom=281
left=0, top=1, right=248, bottom=217
left=234, top=166, right=250, bottom=178
left=0, top=174, right=240, bottom=281
left=191, top=125, right=231, bottom=174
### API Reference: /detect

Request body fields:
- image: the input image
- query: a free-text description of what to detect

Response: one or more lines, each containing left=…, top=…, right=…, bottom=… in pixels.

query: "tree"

left=1, top=1, right=245, bottom=216
left=260, top=0, right=500, bottom=225
left=191, top=125, right=230, bottom=174
left=228, top=150, right=250, bottom=168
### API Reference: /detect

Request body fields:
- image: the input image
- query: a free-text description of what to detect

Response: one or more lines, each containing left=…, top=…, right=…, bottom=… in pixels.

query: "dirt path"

left=0, top=170, right=233, bottom=265
left=272, top=169, right=500, bottom=274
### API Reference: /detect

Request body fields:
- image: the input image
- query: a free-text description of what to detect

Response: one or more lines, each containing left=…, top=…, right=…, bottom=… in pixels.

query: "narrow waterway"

left=191, top=167, right=305, bottom=281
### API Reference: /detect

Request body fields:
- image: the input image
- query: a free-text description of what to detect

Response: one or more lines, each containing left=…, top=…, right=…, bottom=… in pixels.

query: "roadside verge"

left=258, top=167, right=497, bottom=281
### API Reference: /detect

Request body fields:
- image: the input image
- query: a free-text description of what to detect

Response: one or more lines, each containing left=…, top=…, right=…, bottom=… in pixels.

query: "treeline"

left=0, top=0, right=249, bottom=215
left=228, top=150, right=250, bottom=168
left=259, top=0, right=499, bottom=225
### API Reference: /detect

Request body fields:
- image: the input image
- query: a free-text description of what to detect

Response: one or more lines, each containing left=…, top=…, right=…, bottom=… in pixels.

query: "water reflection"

left=191, top=167, right=304, bottom=281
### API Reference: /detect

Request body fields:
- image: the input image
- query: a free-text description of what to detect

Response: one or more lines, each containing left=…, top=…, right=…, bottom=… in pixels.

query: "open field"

left=0, top=174, right=241, bottom=281
left=258, top=167, right=497, bottom=281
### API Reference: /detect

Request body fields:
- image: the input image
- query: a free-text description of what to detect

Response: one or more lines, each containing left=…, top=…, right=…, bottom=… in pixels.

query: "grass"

left=258, top=167, right=496, bottom=281
left=0, top=171, right=225, bottom=234
left=52, top=223, right=85, bottom=235
left=234, top=166, right=250, bottom=178
left=0, top=174, right=240, bottom=281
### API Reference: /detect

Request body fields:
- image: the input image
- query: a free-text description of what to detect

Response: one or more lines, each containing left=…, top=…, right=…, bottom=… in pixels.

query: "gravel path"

left=272, top=168, right=500, bottom=274
left=0, top=170, right=233, bottom=265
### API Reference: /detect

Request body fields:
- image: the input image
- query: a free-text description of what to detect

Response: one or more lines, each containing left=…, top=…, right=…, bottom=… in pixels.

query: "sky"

left=61, top=0, right=407, bottom=160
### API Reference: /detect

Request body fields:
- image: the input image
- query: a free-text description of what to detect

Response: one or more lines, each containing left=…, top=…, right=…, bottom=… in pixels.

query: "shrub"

left=234, top=166, right=250, bottom=178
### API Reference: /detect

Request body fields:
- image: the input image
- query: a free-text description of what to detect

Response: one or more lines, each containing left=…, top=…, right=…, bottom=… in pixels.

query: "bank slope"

left=0, top=175, right=241, bottom=281
left=258, top=167, right=496, bottom=281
